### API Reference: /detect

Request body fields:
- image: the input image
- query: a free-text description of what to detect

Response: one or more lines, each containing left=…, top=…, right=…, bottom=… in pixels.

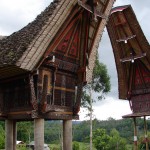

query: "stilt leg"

left=133, top=117, right=138, bottom=150
left=34, top=119, right=44, bottom=150
left=144, top=116, right=149, bottom=150
left=13, top=121, right=17, bottom=150
left=63, top=120, right=72, bottom=150
left=5, top=120, right=16, bottom=150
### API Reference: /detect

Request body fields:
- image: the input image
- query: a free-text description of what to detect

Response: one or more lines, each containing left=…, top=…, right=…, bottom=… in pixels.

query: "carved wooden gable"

left=107, top=5, right=150, bottom=115
left=38, top=3, right=104, bottom=115
left=44, top=4, right=101, bottom=70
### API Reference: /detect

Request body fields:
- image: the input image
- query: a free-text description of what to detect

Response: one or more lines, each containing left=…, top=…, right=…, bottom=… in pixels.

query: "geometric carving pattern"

left=55, top=21, right=80, bottom=59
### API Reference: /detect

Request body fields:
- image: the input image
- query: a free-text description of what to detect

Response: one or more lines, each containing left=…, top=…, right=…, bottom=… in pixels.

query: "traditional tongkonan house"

left=107, top=5, right=150, bottom=150
left=0, top=0, right=115, bottom=149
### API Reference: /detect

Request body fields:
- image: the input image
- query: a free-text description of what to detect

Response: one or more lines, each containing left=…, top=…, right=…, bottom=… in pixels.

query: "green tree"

left=82, top=54, right=111, bottom=150
left=109, top=128, right=127, bottom=150
left=93, top=128, right=110, bottom=150
left=0, top=125, right=5, bottom=149
left=81, top=56, right=111, bottom=107
left=17, top=121, right=34, bottom=143
left=138, top=131, right=150, bottom=150
left=73, top=141, right=80, bottom=150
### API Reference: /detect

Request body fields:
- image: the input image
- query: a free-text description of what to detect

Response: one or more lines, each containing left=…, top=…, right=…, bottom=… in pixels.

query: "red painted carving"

left=55, top=20, right=80, bottom=59
left=68, top=28, right=79, bottom=57
left=56, top=28, right=74, bottom=53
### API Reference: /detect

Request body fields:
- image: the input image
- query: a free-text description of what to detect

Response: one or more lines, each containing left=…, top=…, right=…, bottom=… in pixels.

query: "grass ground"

left=49, top=142, right=96, bottom=150
left=16, top=142, right=97, bottom=150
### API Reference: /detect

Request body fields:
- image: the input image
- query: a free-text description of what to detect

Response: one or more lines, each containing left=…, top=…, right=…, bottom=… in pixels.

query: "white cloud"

left=0, top=0, right=52, bottom=35
left=79, top=97, right=132, bottom=121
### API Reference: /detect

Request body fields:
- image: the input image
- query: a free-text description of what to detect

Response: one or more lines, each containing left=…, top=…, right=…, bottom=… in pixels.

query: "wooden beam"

left=41, top=75, right=48, bottom=113
left=45, top=105, right=72, bottom=113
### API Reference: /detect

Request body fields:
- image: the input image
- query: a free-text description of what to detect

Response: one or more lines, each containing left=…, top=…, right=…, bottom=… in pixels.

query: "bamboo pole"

left=133, top=117, right=138, bottom=150
left=144, top=116, right=149, bottom=150
left=90, top=88, right=93, bottom=150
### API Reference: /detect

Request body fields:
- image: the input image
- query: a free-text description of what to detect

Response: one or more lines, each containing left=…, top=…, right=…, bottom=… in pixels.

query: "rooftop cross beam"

left=78, top=0, right=107, bottom=22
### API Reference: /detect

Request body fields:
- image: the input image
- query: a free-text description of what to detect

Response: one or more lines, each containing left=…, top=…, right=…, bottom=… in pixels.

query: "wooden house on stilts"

left=0, top=0, right=115, bottom=149
left=107, top=5, right=150, bottom=150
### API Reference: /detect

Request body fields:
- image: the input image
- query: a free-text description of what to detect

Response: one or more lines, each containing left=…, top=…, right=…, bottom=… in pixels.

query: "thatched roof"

left=0, top=0, right=65, bottom=68
left=107, top=5, right=150, bottom=100
left=0, top=36, right=6, bottom=40
left=0, top=0, right=115, bottom=80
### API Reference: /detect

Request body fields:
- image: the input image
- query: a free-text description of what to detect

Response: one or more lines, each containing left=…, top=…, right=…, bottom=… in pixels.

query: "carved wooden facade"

left=107, top=5, right=150, bottom=117
left=0, top=0, right=115, bottom=120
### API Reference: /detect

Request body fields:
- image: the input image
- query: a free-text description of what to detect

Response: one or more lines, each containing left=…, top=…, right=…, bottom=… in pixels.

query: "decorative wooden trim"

left=40, top=75, right=48, bottom=113
left=54, top=87, right=75, bottom=92
left=73, top=83, right=83, bottom=114
left=120, top=53, right=146, bottom=63
left=45, top=105, right=72, bottom=113
left=116, top=35, right=136, bottom=43
left=29, top=76, right=38, bottom=110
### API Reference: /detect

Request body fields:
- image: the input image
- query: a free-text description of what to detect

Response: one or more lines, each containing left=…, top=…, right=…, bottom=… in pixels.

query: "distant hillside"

left=0, top=117, right=149, bottom=145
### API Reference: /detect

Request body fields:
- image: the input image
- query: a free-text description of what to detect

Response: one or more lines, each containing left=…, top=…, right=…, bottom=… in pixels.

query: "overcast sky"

left=0, top=0, right=149, bottom=120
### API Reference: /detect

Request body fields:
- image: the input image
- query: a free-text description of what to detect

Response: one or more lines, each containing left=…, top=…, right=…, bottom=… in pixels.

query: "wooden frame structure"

left=107, top=5, right=150, bottom=150
left=0, top=0, right=115, bottom=149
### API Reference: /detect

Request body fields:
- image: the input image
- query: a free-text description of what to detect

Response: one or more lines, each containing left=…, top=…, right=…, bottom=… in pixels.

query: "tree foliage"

left=109, top=128, right=127, bottom=150
left=73, top=141, right=80, bottom=150
left=92, top=58, right=111, bottom=95
left=93, top=128, right=110, bottom=150
left=81, top=54, right=111, bottom=150
left=17, top=121, right=34, bottom=143
left=93, top=128, right=128, bottom=150
left=0, top=125, right=5, bottom=149
left=81, top=55, right=111, bottom=111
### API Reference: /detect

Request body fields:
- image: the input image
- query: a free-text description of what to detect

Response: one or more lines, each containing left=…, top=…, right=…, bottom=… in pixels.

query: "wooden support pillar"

left=133, top=117, right=138, bottom=150
left=13, top=121, right=17, bottom=150
left=5, top=120, right=17, bottom=150
left=63, top=120, right=72, bottom=150
left=144, top=116, right=149, bottom=150
left=34, top=119, right=44, bottom=150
